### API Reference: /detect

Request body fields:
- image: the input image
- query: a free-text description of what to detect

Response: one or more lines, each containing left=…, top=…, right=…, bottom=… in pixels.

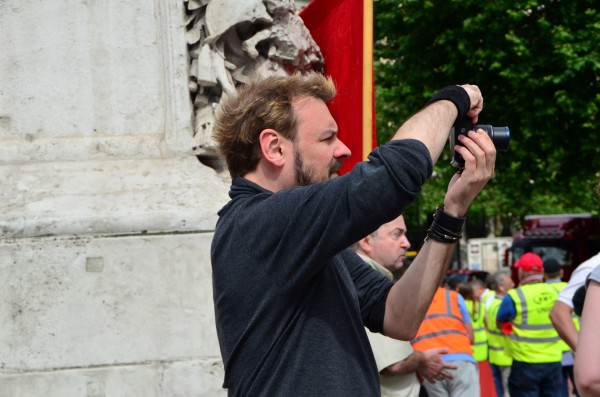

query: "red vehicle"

left=508, top=214, right=600, bottom=282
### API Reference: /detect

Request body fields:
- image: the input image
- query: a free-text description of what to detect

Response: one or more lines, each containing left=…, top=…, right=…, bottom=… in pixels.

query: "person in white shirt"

left=550, top=252, right=600, bottom=351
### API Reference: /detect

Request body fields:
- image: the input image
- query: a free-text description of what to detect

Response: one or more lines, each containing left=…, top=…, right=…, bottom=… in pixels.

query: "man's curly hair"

left=213, top=72, right=336, bottom=178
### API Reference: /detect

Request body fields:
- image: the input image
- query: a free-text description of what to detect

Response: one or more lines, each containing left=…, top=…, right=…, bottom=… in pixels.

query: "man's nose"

left=334, top=138, right=351, bottom=159
left=402, top=237, right=411, bottom=249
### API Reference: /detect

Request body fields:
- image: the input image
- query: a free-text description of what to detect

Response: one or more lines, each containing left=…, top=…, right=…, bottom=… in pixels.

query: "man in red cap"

left=495, top=253, right=563, bottom=397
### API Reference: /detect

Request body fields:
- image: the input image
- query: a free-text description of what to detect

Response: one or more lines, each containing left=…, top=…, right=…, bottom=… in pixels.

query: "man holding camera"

left=211, top=72, right=496, bottom=395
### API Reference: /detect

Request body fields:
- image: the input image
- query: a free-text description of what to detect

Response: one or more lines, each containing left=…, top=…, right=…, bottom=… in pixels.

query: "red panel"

left=300, top=0, right=376, bottom=174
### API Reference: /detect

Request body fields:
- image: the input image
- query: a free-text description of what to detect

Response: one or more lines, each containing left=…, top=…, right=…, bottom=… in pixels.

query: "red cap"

left=514, top=252, right=543, bottom=272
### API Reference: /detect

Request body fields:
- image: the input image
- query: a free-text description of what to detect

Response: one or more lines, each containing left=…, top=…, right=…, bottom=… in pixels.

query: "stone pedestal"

left=0, top=1, right=230, bottom=395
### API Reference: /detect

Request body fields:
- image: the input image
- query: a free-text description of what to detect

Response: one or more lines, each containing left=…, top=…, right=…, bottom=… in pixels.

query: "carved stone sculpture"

left=184, top=0, right=323, bottom=152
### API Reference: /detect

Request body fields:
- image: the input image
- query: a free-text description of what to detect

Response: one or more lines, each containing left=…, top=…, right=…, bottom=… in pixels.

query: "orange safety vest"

left=411, top=287, right=473, bottom=356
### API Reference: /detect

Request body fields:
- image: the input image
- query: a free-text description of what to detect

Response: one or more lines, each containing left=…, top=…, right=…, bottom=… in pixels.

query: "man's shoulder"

left=507, top=285, right=528, bottom=302
left=515, top=282, right=558, bottom=301
left=518, top=282, right=550, bottom=290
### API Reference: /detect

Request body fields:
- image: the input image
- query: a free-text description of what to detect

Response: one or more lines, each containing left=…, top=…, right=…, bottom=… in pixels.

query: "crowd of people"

left=425, top=249, right=600, bottom=397
left=209, top=71, right=600, bottom=396
left=349, top=230, right=600, bottom=397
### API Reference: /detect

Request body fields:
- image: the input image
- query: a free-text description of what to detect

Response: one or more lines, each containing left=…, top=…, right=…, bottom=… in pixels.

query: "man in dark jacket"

left=211, top=72, right=496, bottom=396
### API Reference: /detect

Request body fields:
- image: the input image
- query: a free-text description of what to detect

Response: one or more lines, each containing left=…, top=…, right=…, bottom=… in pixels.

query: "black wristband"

left=433, top=205, right=466, bottom=233
left=426, top=229, right=460, bottom=243
left=425, top=85, right=470, bottom=120
left=425, top=205, right=466, bottom=244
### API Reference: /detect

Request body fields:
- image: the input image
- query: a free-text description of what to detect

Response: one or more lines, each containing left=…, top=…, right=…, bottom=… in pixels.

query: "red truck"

left=508, top=214, right=600, bottom=281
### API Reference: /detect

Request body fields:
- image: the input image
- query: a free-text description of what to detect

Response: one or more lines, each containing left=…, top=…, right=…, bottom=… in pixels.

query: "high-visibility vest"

left=482, top=289, right=495, bottom=311
left=411, top=288, right=473, bottom=356
left=465, top=299, right=488, bottom=361
left=547, top=281, right=579, bottom=352
left=506, top=283, right=562, bottom=363
left=485, top=295, right=512, bottom=366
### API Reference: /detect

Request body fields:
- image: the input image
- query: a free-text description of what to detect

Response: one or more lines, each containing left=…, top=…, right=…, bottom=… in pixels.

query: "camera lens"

left=474, top=124, right=510, bottom=152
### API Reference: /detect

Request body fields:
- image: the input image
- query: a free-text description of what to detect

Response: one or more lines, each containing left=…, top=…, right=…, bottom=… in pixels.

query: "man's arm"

left=383, top=348, right=456, bottom=383
left=464, top=322, right=475, bottom=344
left=495, top=294, right=515, bottom=321
left=575, top=281, right=600, bottom=396
left=457, top=295, right=474, bottom=344
left=416, top=348, right=457, bottom=383
left=550, top=301, right=579, bottom=351
left=550, top=263, right=591, bottom=351
left=383, top=129, right=496, bottom=340
left=383, top=351, right=422, bottom=375
left=383, top=240, right=455, bottom=340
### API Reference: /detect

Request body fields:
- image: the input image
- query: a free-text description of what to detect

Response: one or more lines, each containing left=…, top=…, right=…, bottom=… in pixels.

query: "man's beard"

left=294, top=146, right=343, bottom=186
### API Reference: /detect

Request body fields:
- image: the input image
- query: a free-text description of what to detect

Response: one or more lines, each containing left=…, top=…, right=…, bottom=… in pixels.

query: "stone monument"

left=0, top=0, right=321, bottom=395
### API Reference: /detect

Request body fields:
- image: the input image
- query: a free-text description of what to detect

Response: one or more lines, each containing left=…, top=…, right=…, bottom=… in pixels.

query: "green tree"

left=374, top=0, right=600, bottom=239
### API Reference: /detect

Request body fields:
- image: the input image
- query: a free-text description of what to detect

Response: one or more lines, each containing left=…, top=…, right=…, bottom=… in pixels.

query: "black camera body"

left=450, top=117, right=510, bottom=168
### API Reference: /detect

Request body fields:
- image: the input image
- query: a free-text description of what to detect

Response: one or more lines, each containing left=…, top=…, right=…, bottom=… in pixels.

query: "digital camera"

left=450, top=117, right=510, bottom=168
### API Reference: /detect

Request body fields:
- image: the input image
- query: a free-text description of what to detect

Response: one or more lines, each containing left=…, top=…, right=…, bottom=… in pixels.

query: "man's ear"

left=258, top=129, right=287, bottom=167
left=358, top=237, right=372, bottom=255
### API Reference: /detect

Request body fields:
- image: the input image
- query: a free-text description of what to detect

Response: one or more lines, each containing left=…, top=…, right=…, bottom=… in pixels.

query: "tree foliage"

left=374, top=0, right=600, bottom=237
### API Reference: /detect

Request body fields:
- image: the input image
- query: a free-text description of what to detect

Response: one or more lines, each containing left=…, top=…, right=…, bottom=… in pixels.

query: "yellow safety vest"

left=481, top=289, right=495, bottom=309
left=506, top=283, right=562, bottom=363
left=466, top=299, right=488, bottom=361
left=486, top=295, right=512, bottom=366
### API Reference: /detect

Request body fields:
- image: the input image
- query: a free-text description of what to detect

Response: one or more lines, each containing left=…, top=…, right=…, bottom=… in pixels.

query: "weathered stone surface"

left=0, top=0, right=317, bottom=395
left=0, top=2, right=163, bottom=139
left=0, top=232, right=220, bottom=371
left=0, top=359, right=226, bottom=397
left=0, top=157, right=229, bottom=239
left=0, top=0, right=198, bottom=161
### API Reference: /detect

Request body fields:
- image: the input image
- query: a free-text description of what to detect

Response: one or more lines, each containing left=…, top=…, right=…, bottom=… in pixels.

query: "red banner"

left=300, top=0, right=376, bottom=175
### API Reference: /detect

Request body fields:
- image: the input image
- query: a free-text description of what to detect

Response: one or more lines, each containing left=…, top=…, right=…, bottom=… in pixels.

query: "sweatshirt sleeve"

left=232, top=140, right=432, bottom=287
left=215, top=139, right=433, bottom=296
left=496, top=294, right=517, bottom=322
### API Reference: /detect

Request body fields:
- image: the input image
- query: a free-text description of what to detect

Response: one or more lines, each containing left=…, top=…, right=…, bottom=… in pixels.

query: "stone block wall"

left=1, top=0, right=322, bottom=393
left=0, top=1, right=231, bottom=395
